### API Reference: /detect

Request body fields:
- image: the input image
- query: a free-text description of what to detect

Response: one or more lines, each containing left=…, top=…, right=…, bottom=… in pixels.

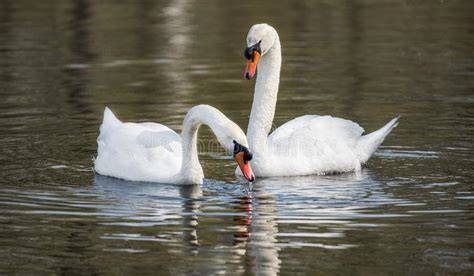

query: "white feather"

left=243, top=24, right=399, bottom=177
left=95, top=105, right=248, bottom=184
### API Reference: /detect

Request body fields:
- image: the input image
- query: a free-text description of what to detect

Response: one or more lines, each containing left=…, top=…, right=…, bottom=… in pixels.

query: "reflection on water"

left=56, top=171, right=435, bottom=275
left=93, top=175, right=203, bottom=253
left=0, top=0, right=473, bottom=274
left=87, top=172, right=406, bottom=274
left=161, top=0, right=195, bottom=107
left=250, top=180, right=281, bottom=275
left=64, top=0, right=95, bottom=114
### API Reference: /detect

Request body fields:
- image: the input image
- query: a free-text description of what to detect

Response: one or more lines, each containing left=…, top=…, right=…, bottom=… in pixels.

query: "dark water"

left=1, top=0, right=473, bottom=274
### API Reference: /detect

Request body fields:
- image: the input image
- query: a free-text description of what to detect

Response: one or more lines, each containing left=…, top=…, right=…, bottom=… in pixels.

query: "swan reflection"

left=92, top=169, right=407, bottom=275
left=93, top=174, right=202, bottom=252
left=232, top=170, right=407, bottom=275
left=249, top=180, right=281, bottom=275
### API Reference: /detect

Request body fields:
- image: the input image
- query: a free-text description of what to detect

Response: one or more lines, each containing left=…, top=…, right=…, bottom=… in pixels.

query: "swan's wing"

left=99, top=108, right=179, bottom=148
left=135, top=122, right=182, bottom=151
left=95, top=115, right=182, bottom=182
left=136, top=129, right=181, bottom=151
left=268, top=115, right=319, bottom=144
left=139, top=122, right=174, bottom=132
left=265, top=115, right=366, bottom=174
left=268, top=115, right=364, bottom=146
left=99, top=121, right=181, bottom=150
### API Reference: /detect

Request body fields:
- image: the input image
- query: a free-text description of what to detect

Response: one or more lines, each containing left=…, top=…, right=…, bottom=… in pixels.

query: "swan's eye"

left=241, top=145, right=253, bottom=161
left=244, top=152, right=253, bottom=161
left=244, top=47, right=253, bottom=60
left=233, top=140, right=252, bottom=161
left=244, top=41, right=263, bottom=60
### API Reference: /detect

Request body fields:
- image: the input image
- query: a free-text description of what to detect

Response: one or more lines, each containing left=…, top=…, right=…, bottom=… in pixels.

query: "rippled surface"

left=1, top=0, right=473, bottom=274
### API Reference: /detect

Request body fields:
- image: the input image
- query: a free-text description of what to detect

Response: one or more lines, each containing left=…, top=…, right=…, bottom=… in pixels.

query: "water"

left=1, top=0, right=473, bottom=274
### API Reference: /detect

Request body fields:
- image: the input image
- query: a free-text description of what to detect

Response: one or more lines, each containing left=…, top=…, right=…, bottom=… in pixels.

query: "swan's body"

left=241, top=24, right=399, bottom=177
left=95, top=105, right=253, bottom=185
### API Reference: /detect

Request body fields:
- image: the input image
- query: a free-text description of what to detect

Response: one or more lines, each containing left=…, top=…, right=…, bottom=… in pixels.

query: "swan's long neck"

left=247, top=37, right=281, bottom=157
left=178, top=105, right=238, bottom=184
left=180, top=115, right=203, bottom=183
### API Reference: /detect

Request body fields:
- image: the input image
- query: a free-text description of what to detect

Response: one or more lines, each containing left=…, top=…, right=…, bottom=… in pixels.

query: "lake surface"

left=1, top=0, right=473, bottom=274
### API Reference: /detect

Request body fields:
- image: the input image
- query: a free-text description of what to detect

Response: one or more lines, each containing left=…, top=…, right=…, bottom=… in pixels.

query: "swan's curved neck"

left=178, top=105, right=236, bottom=183
left=247, top=36, right=281, bottom=156
left=180, top=117, right=203, bottom=183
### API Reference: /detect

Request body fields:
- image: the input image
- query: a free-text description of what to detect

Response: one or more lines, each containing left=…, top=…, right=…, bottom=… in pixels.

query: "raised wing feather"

left=269, top=115, right=364, bottom=146
left=136, top=129, right=181, bottom=151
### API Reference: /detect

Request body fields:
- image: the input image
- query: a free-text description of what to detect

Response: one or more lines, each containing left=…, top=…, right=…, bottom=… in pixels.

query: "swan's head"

left=244, top=23, right=278, bottom=79
left=233, top=140, right=255, bottom=182
left=223, top=135, right=255, bottom=182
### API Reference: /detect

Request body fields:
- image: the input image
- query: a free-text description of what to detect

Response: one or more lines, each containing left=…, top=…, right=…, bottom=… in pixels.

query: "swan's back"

left=264, top=115, right=398, bottom=175
left=269, top=115, right=364, bottom=146
left=264, top=115, right=365, bottom=175
left=94, top=108, right=182, bottom=182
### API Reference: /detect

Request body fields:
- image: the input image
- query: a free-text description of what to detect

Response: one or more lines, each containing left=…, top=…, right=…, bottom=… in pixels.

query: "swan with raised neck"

left=245, top=24, right=282, bottom=172
left=243, top=23, right=399, bottom=176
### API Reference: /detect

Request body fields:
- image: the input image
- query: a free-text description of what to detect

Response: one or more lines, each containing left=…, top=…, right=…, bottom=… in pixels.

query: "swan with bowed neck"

left=241, top=23, right=399, bottom=177
left=94, top=105, right=255, bottom=185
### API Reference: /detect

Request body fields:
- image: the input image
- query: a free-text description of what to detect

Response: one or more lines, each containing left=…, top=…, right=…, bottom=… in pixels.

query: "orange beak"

left=235, top=152, right=255, bottom=182
left=244, top=50, right=260, bottom=80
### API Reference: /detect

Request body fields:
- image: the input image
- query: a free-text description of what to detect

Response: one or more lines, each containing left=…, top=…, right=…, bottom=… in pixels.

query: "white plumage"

left=241, top=24, right=399, bottom=177
left=95, top=105, right=249, bottom=184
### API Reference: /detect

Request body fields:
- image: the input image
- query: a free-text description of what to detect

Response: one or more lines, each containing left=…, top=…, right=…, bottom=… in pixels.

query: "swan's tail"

left=356, top=116, right=400, bottom=163
left=101, top=107, right=122, bottom=131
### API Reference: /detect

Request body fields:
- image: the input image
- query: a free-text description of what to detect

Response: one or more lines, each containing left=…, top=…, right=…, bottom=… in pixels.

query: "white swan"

left=241, top=23, right=399, bottom=177
left=94, top=105, right=255, bottom=184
